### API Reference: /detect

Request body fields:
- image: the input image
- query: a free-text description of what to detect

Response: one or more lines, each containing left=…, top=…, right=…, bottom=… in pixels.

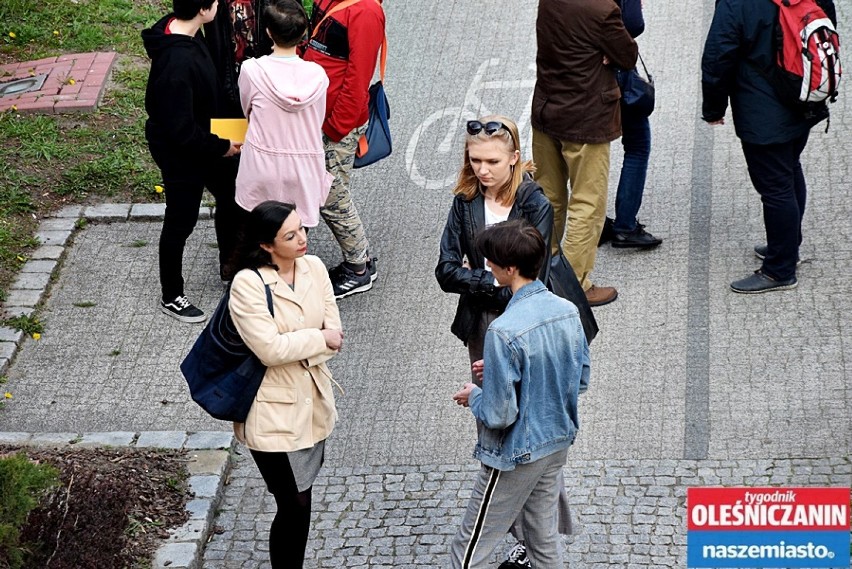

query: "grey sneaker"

left=160, top=295, right=207, bottom=323
left=329, top=263, right=373, bottom=299
left=730, top=270, right=797, bottom=294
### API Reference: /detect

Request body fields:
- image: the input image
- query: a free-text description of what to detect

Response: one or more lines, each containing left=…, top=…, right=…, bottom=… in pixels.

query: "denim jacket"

left=469, top=280, right=590, bottom=471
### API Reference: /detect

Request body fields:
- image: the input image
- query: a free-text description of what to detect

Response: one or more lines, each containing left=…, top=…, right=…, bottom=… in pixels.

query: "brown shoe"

left=585, top=285, right=618, bottom=307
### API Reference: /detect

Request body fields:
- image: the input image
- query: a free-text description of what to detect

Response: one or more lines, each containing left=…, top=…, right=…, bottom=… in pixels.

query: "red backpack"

left=769, top=0, right=841, bottom=105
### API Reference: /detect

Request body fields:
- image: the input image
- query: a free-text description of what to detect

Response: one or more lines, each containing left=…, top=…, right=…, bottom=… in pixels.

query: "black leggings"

left=250, top=450, right=312, bottom=569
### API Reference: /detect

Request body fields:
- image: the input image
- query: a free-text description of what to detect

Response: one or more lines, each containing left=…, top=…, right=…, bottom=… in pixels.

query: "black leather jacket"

left=436, top=176, right=554, bottom=344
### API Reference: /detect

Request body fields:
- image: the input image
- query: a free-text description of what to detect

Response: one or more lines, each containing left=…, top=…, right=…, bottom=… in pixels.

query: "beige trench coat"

left=229, top=257, right=341, bottom=452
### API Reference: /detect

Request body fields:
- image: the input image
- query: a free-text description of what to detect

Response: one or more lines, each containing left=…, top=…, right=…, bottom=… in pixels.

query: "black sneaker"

left=160, top=295, right=207, bottom=323
left=611, top=225, right=662, bottom=248
left=498, top=543, right=531, bottom=569
left=730, top=270, right=798, bottom=294
left=329, top=263, right=373, bottom=299
left=366, top=254, right=378, bottom=282
left=753, top=244, right=801, bottom=266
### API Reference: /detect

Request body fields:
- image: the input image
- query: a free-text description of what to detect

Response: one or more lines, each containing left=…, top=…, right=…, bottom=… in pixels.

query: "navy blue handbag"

left=354, top=33, right=391, bottom=168
left=180, top=269, right=273, bottom=422
left=616, top=53, right=655, bottom=117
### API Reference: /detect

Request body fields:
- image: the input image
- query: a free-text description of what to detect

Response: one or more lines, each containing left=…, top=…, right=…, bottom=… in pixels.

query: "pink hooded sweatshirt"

left=236, top=56, right=333, bottom=226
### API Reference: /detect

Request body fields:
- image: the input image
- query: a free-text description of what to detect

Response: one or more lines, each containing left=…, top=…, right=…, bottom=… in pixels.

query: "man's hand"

left=471, top=359, right=484, bottom=382
left=223, top=142, right=242, bottom=157
left=453, top=383, right=476, bottom=407
left=706, top=118, right=725, bottom=126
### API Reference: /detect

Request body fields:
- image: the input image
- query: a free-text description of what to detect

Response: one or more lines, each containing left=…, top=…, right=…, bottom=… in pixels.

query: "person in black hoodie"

left=143, top=0, right=242, bottom=323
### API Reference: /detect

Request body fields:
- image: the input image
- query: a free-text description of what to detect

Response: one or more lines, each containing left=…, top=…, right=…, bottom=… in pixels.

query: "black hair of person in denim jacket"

left=436, top=175, right=553, bottom=345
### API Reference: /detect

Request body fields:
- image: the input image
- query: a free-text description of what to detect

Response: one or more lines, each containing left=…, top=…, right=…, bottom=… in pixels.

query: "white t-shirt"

left=483, top=202, right=509, bottom=277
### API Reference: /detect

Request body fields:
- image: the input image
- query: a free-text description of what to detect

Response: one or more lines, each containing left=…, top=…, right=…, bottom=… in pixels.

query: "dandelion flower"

left=53, top=30, right=60, bottom=36
left=68, top=78, right=76, bottom=85
left=8, top=32, right=16, bottom=39
left=32, top=333, right=41, bottom=340
left=4, top=392, right=12, bottom=399
left=10, top=105, right=16, bottom=112
left=154, top=185, right=164, bottom=193
left=16, top=255, right=25, bottom=262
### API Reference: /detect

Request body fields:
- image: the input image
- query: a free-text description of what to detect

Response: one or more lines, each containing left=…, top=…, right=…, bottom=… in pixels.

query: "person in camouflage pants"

left=302, top=0, right=384, bottom=299
left=321, top=126, right=369, bottom=271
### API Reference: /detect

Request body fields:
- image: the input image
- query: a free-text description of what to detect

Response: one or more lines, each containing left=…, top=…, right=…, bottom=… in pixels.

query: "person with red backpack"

left=701, top=0, right=839, bottom=294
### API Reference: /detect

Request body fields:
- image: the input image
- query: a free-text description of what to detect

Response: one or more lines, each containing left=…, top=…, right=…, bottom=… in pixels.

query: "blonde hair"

left=452, top=115, right=535, bottom=205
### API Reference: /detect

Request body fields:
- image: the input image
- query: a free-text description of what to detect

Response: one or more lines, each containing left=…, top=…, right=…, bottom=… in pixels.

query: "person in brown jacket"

left=532, top=0, right=637, bottom=307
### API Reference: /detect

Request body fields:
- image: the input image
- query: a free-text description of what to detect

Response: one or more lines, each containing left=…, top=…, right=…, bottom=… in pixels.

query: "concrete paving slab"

left=83, top=203, right=130, bottom=221
left=0, top=327, right=23, bottom=343
left=136, top=430, right=188, bottom=449
left=34, top=229, right=73, bottom=247
left=37, top=218, right=77, bottom=232
left=0, top=306, right=32, bottom=318
left=30, top=245, right=65, bottom=260
left=19, top=259, right=58, bottom=274
left=4, top=289, right=44, bottom=308
left=11, top=271, right=51, bottom=291
left=76, top=431, right=136, bottom=447
left=186, top=432, right=234, bottom=450
left=0, top=432, right=33, bottom=444
left=54, top=205, right=84, bottom=218
left=130, top=203, right=167, bottom=220
left=186, top=450, right=230, bottom=476
left=154, top=542, right=198, bottom=569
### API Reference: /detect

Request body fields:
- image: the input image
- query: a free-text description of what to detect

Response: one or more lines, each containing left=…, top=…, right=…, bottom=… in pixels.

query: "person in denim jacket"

left=450, top=219, right=590, bottom=569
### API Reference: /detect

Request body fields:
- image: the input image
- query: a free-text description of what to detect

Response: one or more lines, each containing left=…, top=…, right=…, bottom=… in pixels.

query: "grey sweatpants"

left=449, top=448, right=568, bottom=569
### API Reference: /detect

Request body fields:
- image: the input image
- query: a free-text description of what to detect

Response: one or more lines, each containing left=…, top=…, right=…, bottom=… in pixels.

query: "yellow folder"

left=210, top=118, right=248, bottom=144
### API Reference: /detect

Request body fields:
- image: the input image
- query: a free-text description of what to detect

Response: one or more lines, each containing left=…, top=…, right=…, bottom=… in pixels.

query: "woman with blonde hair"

left=436, top=115, right=553, bottom=372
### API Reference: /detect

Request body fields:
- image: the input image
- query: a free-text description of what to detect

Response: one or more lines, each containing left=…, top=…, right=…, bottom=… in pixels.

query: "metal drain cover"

left=0, top=74, right=48, bottom=97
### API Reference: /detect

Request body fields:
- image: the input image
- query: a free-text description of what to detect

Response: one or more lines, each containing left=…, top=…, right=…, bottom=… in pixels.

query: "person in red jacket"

left=302, top=0, right=384, bottom=298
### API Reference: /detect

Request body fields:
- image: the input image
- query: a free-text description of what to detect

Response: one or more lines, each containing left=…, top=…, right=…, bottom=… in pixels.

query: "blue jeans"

left=740, top=132, right=809, bottom=281
left=613, top=107, right=651, bottom=233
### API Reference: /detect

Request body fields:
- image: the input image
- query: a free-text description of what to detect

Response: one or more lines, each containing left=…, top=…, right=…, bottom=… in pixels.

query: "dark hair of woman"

left=234, top=200, right=297, bottom=271
left=264, top=0, right=309, bottom=48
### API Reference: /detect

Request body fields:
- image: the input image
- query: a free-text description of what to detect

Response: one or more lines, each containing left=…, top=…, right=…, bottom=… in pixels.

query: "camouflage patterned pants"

left=321, top=126, right=369, bottom=266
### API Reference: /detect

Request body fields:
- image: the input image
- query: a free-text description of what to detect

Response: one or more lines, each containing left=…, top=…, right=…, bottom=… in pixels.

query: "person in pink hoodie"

left=235, top=0, right=333, bottom=228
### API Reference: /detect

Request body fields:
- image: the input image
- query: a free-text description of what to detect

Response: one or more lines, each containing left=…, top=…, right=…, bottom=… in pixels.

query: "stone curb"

left=0, top=203, right=212, bottom=376
left=0, top=430, right=234, bottom=569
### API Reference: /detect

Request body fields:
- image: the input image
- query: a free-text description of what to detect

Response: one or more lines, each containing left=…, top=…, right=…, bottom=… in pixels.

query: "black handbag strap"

left=250, top=268, right=274, bottom=317
left=637, top=52, right=652, bottom=82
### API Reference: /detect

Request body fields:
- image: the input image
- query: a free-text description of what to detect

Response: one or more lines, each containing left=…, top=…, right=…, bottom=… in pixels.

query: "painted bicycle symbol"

left=405, top=58, right=536, bottom=190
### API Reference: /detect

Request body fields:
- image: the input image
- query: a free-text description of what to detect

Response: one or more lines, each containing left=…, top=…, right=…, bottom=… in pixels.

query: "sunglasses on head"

left=466, top=120, right=509, bottom=136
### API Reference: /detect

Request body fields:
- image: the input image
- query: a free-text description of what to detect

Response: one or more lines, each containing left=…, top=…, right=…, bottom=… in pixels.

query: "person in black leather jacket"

left=436, top=115, right=553, bottom=375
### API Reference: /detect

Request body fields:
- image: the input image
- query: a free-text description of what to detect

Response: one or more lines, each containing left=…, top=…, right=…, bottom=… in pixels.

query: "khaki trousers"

left=532, top=128, right=610, bottom=291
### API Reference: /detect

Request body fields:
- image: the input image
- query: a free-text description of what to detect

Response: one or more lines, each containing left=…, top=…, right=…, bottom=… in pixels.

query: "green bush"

left=0, top=453, right=59, bottom=569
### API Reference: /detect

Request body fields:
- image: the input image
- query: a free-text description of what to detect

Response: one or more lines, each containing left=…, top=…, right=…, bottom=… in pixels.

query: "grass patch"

left=0, top=0, right=167, bottom=61
left=0, top=1, right=169, bottom=297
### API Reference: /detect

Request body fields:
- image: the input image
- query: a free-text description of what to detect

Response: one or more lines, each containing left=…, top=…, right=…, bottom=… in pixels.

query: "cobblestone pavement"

left=1, top=0, right=850, bottom=567
left=204, top=454, right=851, bottom=568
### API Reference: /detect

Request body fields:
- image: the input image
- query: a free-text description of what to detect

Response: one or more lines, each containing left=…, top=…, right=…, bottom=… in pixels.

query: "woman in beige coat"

left=229, top=200, right=343, bottom=569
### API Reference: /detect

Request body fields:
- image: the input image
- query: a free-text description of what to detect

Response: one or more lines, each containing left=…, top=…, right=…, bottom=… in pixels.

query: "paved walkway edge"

left=0, top=203, right=211, bottom=375
left=0, top=430, right=234, bottom=569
